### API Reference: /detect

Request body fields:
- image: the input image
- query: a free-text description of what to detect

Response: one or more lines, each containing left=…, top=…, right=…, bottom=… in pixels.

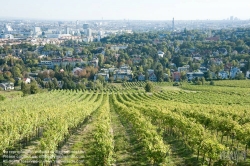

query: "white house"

left=23, top=78, right=31, bottom=84
left=158, top=51, right=165, bottom=58
left=246, top=71, right=250, bottom=79
left=0, top=82, right=14, bottom=90
left=72, top=67, right=83, bottom=76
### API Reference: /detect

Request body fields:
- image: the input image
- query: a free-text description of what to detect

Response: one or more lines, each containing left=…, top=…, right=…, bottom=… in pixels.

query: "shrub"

left=196, top=81, right=202, bottom=85
left=145, top=81, right=154, bottom=92
left=210, top=81, right=215, bottom=85
left=173, top=82, right=180, bottom=86
left=0, top=95, right=5, bottom=101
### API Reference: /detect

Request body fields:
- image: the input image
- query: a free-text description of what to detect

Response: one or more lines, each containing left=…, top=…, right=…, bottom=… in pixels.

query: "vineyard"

left=1, top=82, right=250, bottom=166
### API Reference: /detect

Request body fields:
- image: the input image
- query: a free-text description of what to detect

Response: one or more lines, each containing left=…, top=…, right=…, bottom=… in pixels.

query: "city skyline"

left=0, top=0, right=249, bottom=21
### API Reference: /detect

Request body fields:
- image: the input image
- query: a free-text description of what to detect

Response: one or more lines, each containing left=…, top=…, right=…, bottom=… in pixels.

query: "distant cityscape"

left=0, top=17, right=250, bottom=45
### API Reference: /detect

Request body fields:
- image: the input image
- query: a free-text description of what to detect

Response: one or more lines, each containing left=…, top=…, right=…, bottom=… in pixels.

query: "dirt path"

left=55, top=113, right=97, bottom=166
left=110, top=99, right=141, bottom=166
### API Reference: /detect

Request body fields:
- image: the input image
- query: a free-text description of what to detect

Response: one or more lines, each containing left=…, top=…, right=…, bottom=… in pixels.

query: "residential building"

left=178, top=65, right=189, bottom=72
left=94, top=73, right=109, bottom=81
left=23, top=78, right=31, bottom=84
left=187, top=72, right=204, bottom=81
left=230, top=67, right=241, bottom=79
left=86, top=28, right=92, bottom=37
left=114, top=65, right=133, bottom=81
left=147, top=69, right=157, bottom=82
left=89, top=58, right=99, bottom=67
left=149, top=73, right=157, bottom=82
left=246, top=71, right=250, bottom=79
left=218, top=71, right=229, bottom=79
left=110, top=45, right=128, bottom=51
left=0, top=82, right=14, bottom=90
left=52, top=57, right=86, bottom=67
left=158, top=51, right=164, bottom=58
left=38, top=61, right=54, bottom=69
left=72, top=67, right=83, bottom=76
left=173, top=72, right=181, bottom=82
left=138, top=73, right=145, bottom=81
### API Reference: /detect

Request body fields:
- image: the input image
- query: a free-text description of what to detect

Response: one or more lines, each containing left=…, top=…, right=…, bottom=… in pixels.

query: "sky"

left=0, top=0, right=249, bottom=20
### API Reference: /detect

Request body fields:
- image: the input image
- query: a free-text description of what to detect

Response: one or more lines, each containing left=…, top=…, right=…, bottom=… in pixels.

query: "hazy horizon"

left=0, top=0, right=249, bottom=21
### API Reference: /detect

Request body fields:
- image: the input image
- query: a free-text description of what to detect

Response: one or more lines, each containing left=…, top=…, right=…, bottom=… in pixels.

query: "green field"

left=0, top=82, right=250, bottom=166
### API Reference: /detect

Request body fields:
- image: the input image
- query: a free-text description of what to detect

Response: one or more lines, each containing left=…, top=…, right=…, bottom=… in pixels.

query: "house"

left=38, top=61, right=54, bottom=69
left=110, top=45, right=128, bottom=51
left=240, top=60, right=247, bottom=68
left=138, top=73, right=145, bottom=81
left=94, top=73, right=109, bottom=81
left=113, top=65, right=133, bottom=81
left=218, top=48, right=228, bottom=55
left=89, top=58, right=99, bottom=67
left=158, top=51, right=164, bottom=58
left=173, top=72, right=181, bottom=82
left=52, top=57, right=86, bottom=67
left=72, top=67, right=83, bottom=76
left=178, top=65, right=189, bottom=72
left=147, top=69, right=154, bottom=75
left=230, top=67, right=241, bottom=79
left=23, top=78, right=31, bottom=84
left=132, top=57, right=142, bottom=64
left=169, top=63, right=176, bottom=68
left=199, top=67, right=208, bottom=73
left=187, top=72, right=204, bottom=81
left=193, top=57, right=202, bottom=62
left=114, top=71, right=133, bottom=81
left=205, top=37, right=220, bottom=42
left=149, top=73, right=157, bottom=82
left=218, top=71, right=228, bottom=79
left=0, top=82, right=14, bottom=90
left=246, top=71, right=250, bottom=79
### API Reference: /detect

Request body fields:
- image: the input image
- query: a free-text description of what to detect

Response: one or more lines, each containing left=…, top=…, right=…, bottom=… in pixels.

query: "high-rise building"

left=65, top=27, right=70, bottom=34
left=76, top=20, right=79, bottom=25
left=4, top=24, right=13, bottom=32
left=230, top=16, right=234, bottom=21
left=83, top=23, right=89, bottom=30
left=86, top=28, right=92, bottom=37
left=33, top=27, right=41, bottom=36
left=98, top=31, right=103, bottom=36
left=172, top=18, right=175, bottom=31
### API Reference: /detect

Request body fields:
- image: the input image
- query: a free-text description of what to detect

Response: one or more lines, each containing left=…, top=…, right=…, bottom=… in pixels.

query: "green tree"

left=97, top=54, right=104, bottom=67
left=30, top=81, right=39, bottom=94
left=235, top=73, right=245, bottom=80
left=21, top=82, right=30, bottom=96
left=145, top=81, right=154, bottom=92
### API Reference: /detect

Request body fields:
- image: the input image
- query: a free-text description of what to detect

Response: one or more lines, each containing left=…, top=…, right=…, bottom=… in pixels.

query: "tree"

left=235, top=73, right=245, bottom=80
left=30, top=81, right=39, bottom=94
left=180, top=71, right=187, bottom=81
left=97, top=54, right=104, bottom=67
left=0, top=74, right=5, bottom=83
left=204, top=71, right=212, bottom=81
left=145, top=81, right=154, bottom=92
left=11, top=66, right=22, bottom=78
left=21, top=82, right=30, bottom=96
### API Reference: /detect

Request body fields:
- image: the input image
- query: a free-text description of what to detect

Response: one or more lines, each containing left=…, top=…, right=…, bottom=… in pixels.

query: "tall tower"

left=86, top=28, right=92, bottom=37
left=65, top=27, right=70, bottom=34
left=172, top=18, right=175, bottom=31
